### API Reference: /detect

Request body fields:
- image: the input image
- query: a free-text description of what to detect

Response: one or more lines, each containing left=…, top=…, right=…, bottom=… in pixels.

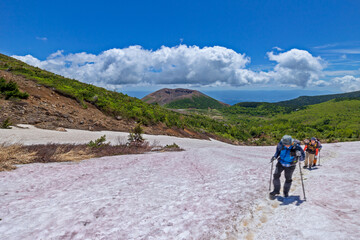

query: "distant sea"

left=121, top=90, right=339, bottom=105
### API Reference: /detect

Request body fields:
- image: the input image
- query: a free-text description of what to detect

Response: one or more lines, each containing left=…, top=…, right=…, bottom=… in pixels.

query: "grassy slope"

left=220, top=102, right=291, bottom=117
left=274, top=98, right=360, bottom=140
left=0, top=53, right=249, bottom=141
left=226, top=91, right=360, bottom=116
left=225, top=98, right=360, bottom=145
left=276, top=91, right=360, bottom=108
left=164, top=95, right=226, bottom=109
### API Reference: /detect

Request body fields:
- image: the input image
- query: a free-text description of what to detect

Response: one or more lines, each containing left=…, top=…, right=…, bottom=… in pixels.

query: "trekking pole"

left=298, top=158, right=306, bottom=201
left=318, top=151, right=321, bottom=166
left=269, top=159, right=274, bottom=191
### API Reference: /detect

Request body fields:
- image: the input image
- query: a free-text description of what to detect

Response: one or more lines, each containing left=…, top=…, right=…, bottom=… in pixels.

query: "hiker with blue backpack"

left=269, top=135, right=305, bottom=199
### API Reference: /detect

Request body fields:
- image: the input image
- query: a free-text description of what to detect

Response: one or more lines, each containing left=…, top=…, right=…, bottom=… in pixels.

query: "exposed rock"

left=27, top=117, right=41, bottom=124
left=55, top=127, right=67, bottom=132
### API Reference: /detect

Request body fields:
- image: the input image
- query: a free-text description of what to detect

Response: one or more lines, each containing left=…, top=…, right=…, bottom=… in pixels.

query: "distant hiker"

left=313, top=138, right=322, bottom=166
left=270, top=135, right=305, bottom=198
left=303, top=137, right=321, bottom=169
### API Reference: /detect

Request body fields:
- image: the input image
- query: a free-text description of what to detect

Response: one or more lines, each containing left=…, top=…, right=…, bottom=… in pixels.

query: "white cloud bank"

left=333, top=75, right=360, bottom=92
left=13, top=45, right=327, bottom=88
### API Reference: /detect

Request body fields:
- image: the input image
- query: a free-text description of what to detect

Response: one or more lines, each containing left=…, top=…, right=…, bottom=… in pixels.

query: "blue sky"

left=1, top=0, right=360, bottom=97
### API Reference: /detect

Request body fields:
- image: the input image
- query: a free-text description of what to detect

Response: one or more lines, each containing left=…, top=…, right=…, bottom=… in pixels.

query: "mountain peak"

left=142, top=88, right=228, bottom=109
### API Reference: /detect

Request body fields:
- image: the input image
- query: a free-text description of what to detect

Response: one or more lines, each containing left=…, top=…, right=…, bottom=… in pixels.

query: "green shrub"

left=128, top=124, right=144, bottom=144
left=165, top=143, right=180, bottom=149
left=162, top=142, right=183, bottom=151
left=1, top=118, right=12, bottom=129
left=88, top=135, right=108, bottom=148
left=0, top=78, right=29, bottom=100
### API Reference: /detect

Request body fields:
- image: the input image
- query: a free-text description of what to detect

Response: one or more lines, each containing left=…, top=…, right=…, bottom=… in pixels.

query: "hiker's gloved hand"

left=270, top=156, right=276, bottom=162
left=296, top=150, right=302, bottom=157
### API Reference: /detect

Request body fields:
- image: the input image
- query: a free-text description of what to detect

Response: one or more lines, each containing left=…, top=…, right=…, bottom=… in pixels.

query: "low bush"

left=0, top=118, right=12, bottom=129
left=88, top=135, right=108, bottom=148
left=0, top=77, right=29, bottom=100
left=164, top=143, right=183, bottom=151
left=128, top=124, right=144, bottom=145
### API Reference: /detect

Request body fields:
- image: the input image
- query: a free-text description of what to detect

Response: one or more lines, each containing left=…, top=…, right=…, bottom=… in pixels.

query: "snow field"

left=0, top=126, right=359, bottom=239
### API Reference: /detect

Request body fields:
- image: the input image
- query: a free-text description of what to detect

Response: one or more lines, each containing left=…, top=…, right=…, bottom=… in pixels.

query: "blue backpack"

left=279, top=139, right=301, bottom=164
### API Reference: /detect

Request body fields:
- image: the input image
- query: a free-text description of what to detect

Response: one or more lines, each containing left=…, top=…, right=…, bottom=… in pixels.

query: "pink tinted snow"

left=0, top=138, right=270, bottom=239
left=0, top=126, right=359, bottom=239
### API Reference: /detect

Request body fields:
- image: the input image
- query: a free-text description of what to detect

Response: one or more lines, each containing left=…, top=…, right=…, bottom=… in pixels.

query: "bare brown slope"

left=0, top=70, right=209, bottom=139
left=142, top=88, right=229, bottom=107
left=142, top=88, right=202, bottom=105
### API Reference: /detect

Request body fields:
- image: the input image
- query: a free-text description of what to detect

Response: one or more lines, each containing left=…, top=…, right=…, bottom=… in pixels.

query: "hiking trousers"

left=305, top=152, right=315, bottom=167
left=273, top=162, right=296, bottom=195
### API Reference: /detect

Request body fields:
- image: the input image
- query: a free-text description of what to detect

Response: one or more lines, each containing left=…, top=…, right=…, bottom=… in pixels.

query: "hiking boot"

left=303, top=166, right=307, bottom=169
left=313, top=163, right=316, bottom=166
left=284, top=192, right=289, bottom=198
left=269, top=191, right=279, bottom=196
left=269, top=190, right=279, bottom=200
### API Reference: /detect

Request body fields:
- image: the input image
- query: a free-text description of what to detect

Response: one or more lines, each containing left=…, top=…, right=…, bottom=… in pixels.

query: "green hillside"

left=276, top=91, right=360, bottom=108
left=165, top=95, right=226, bottom=109
left=220, top=102, right=291, bottom=117
left=227, top=91, right=360, bottom=115
left=222, top=98, right=360, bottom=145
left=277, top=98, right=360, bottom=141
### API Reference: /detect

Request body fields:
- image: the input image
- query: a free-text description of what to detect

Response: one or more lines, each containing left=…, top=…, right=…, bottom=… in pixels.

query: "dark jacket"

left=304, top=141, right=321, bottom=154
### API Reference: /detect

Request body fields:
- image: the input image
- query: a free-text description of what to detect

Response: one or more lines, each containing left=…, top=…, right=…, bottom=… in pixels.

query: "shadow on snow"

left=277, top=195, right=305, bottom=206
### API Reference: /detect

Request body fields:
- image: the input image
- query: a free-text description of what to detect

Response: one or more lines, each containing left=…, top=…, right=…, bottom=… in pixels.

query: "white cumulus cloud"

left=267, top=49, right=327, bottom=88
left=13, top=45, right=327, bottom=89
left=333, top=75, right=360, bottom=92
